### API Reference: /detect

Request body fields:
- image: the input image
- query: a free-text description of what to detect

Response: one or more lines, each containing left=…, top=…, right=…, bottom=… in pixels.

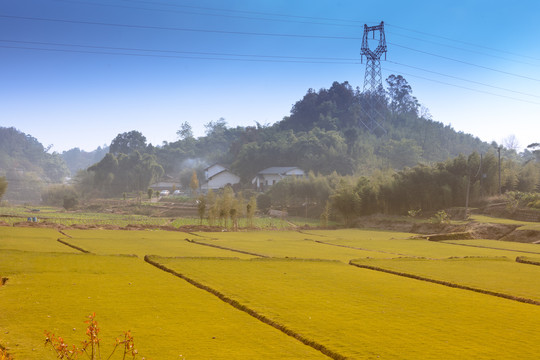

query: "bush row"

left=516, top=256, right=540, bottom=266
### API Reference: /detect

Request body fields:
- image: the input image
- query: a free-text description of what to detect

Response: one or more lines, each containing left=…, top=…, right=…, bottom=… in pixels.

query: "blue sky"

left=1, top=0, right=539, bottom=152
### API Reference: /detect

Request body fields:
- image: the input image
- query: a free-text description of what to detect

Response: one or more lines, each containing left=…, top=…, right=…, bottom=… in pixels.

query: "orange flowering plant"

left=45, top=313, right=143, bottom=360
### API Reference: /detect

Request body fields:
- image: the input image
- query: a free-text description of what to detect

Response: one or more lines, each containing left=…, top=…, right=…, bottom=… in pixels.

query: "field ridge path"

left=349, top=261, right=540, bottom=306
left=56, top=238, right=93, bottom=254
left=186, top=238, right=269, bottom=258
left=306, top=238, right=418, bottom=258
left=439, top=241, right=540, bottom=255
left=144, top=255, right=346, bottom=360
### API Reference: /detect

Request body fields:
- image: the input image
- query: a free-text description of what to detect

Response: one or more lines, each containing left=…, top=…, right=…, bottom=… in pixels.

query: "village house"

left=252, top=166, right=305, bottom=191
left=201, top=164, right=241, bottom=191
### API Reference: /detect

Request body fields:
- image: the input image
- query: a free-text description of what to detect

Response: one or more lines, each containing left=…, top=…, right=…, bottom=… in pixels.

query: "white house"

left=149, top=181, right=181, bottom=192
left=201, top=164, right=240, bottom=190
left=252, top=167, right=305, bottom=191
left=204, top=164, right=228, bottom=180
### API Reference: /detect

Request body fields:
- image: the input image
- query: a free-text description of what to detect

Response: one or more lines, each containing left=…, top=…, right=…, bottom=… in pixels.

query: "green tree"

left=0, top=176, right=7, bottom=200
left=197, top=194, right=206, bottom=225
left=206, top=190, right=217, bottom=226
left=386, top=74, right=419, bottom=115
left=382, top=138, right=423, bottom=169
left=109, top=130, right=147, bottom=155
left=330, top=180, right=361, bottom=226
left=177, top=121, right=194, bottom=140
left=190, top=170, right=199, bottom=195
left=246, top=195, right=257, bottom=228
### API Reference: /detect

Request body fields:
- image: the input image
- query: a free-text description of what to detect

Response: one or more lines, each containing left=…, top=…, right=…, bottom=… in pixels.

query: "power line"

left=387, top=60, right=540, bottom=99
left=386, top=31, right=539, bottom=67
left=0, top=44, right=362, bottom=64
left=53, top=0, right=369, bottom=28
left=3, top=14, right=539, bottom=83
left=2, top=38, right=538, bottom=104
left=0, top=39, right=360, bottom=61
left=388, top=42, right=540, bottom=83
left=47, top=0, right=540, bottom=64
left=386, top=23, right=540, bottom=62
left=118, top=0, right=366, bottom=25
left=53, top=0, right=538, bottom=63
left=382, top=66, right=540, bottom=106
left=0, top=14, right=362, bottom=40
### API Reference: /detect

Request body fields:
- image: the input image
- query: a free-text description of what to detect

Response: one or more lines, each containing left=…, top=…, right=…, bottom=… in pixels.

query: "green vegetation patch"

left=154, top=256, right=540, bottom=359
left=471, top=214, right=540, bottom=230
left=350, top=257, right=540, bottom=302
left=0, top=251, right=327, bottom=359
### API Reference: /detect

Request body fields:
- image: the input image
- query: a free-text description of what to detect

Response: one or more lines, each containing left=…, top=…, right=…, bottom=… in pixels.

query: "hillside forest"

left=1, top=76, right=539, bottom=221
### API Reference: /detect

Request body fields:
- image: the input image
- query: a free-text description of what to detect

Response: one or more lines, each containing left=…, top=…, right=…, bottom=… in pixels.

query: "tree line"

left=2, top=75, right=539, bottom=208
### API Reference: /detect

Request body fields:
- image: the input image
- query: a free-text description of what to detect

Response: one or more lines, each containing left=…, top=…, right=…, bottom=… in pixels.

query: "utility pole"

left=498, top=146, right=502, bottom=195
left=359, top=21, right=387, bottom=134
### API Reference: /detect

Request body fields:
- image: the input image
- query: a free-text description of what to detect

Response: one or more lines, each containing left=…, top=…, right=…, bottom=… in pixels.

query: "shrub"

left=41, top=185, right=79, bottom=209
left=431, top=210, right=450, bottom=224
left=44, top=313, right=142, bottom=360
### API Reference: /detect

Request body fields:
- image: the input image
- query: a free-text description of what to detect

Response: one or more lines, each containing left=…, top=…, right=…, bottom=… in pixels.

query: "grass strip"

left=440, top=241, right=540, bottom=255
left=144, top=255, right=345, bottom=360
left=186, top=239, right=269, bottom=258
left=307, top=238, right=413, bottom=257
left=516, top=256, right=540, bottom=266
left=349, top=260, right=540, bottom=306
left=56, top=239, right=92, bottom=254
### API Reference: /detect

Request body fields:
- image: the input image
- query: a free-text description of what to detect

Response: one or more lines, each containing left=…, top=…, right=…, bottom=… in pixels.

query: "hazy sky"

left=1, top=0, right=539, bottom=152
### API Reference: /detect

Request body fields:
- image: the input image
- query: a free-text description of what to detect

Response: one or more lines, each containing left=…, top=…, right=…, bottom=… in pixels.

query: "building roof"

left=204, top=163, right=228, bottom=171
left=207, top=169, right=240, bottom=180
left=257, top=167, right=303, bottom=175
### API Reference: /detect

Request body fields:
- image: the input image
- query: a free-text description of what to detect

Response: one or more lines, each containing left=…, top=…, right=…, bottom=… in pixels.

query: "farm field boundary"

left=144, top=255, right=345, bottom=360
left=305, top=238, right=414, bottom=258
left=56, top=238, right=92, bottom=254
left=516, top=256, right=540, bottom=266
left=186, top=239, right=268, bottom=258
left=349, top=259, right=540, bottom=306
left=440, top=241, right=540, bottom=255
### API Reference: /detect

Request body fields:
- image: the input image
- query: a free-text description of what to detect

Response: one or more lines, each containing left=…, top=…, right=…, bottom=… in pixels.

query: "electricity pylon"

left=359, top=21, right=387, bottom=134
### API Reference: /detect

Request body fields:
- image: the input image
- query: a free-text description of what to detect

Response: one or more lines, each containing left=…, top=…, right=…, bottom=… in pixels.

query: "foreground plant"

left=45, top=313, right=142, bottom=360
left=0, top=347, right=13, bottom=360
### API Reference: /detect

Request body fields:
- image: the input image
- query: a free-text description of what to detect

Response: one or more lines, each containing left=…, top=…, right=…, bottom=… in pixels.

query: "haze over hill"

left=2, top=1, right=540, bottom=153
left=1, top=78, right=539, bottom=207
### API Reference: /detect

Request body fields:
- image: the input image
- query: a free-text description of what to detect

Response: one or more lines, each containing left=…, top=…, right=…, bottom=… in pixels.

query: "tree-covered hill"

left=0, top=127, right=69, bottom=202
left=4, top=75, right=537, bottom=204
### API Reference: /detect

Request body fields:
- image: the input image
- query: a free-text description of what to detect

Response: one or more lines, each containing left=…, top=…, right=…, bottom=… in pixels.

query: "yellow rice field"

left=1, top=226, right=540, bottom=359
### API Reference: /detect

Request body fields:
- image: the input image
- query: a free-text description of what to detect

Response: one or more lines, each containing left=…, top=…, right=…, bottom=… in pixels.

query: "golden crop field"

left=350, top=257, right=540, bottom=302
left=0, top=227, right=78, bottom=253
left=154, top=256, right=540, bottom=359
left=302, top=229, right=537, bottom=258
left=441, top=239, right=540, bottom=254
left=2, top=226, right=540, bottom=359
left=62, top=229, right=254, bottom=258
left=0, top=251, right=326, bottom=359
left=189, top=230, right=405, bottom=261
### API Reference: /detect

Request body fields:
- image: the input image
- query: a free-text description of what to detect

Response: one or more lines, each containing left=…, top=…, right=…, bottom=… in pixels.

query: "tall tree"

left=109, top=130, right=147, bottom=155
left=177, top=122, right=194, bottom=140
left=386, top=75, right=419, bottom=115
left=0, top=176, right=7, bottom=200
left=190, top=170, right=199, bottom=195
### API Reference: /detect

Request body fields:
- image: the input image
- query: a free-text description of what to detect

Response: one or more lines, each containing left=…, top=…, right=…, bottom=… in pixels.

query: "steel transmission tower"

left=359, top=21, right=387, bottom=133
